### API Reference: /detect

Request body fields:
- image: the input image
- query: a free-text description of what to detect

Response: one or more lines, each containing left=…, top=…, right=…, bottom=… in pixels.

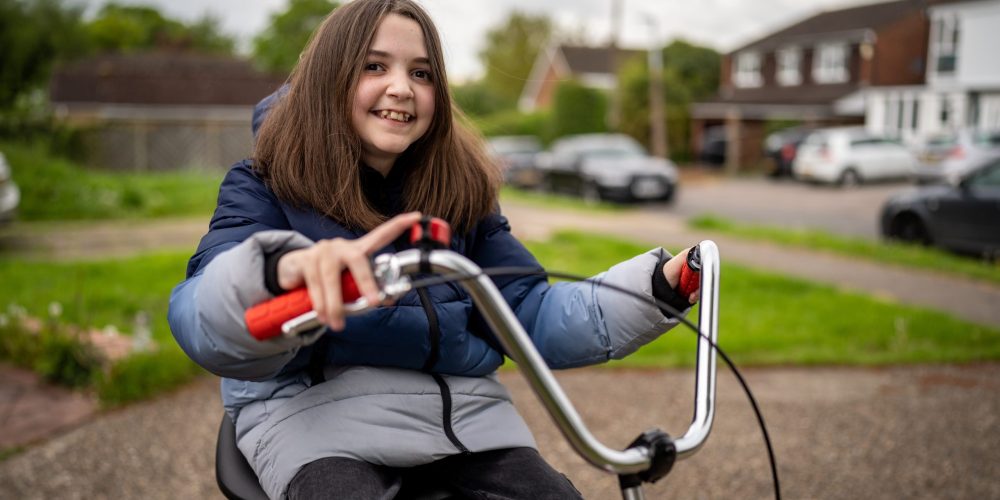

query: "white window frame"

left=776, top=46, right=801, bottom=86
left=931, top=13, right=959, bottom=74
left=733, top=51, right=762, bottom=88
left=812, top=42, right=849, bottom=84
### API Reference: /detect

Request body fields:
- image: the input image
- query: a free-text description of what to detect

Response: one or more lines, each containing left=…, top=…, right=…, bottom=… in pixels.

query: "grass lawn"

left=689, top=214, right=1000, bottom=286
left=2, top=230, right=997, bottom=405
left=1, top=140, right=222, bottom=221
left=525, top=231, right=1000, bottom=367
left=500, top=186, right=624, bottom=213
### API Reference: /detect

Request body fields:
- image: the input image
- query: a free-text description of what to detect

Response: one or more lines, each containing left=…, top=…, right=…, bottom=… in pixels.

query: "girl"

left=168, top=1, right=698, bottom=498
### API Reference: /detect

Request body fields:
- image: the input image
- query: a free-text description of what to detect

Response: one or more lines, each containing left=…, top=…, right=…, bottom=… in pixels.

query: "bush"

left=473, top=109, right=551, bottom=142
left=96, top=347, right=203, bottom=406
left=0, top=312, right=102, bottom=388
left=550, top=80, right=607, bottom=138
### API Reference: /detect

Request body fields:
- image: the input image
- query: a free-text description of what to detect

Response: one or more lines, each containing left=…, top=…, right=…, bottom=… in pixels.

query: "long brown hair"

left=253, top=0, right=501, bottom=232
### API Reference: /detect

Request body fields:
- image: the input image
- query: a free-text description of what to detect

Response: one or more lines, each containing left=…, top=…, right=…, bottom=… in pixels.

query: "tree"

left=85, top=3, right=234, bottom=54
left=478, top=12, right=552, bottom=108
left=252, top=0, right=339, bottom=74
left=0, top=0, right=88, bottom=110
left=616, top=40, right=720, bottom=160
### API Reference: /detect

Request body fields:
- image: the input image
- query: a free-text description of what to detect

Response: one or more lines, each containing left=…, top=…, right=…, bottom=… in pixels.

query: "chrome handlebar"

left=283, top=241, right=721, bottom=475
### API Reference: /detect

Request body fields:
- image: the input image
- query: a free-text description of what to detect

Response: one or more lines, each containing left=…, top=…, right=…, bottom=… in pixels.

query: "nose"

left=385, top=70, right=414, bottom=100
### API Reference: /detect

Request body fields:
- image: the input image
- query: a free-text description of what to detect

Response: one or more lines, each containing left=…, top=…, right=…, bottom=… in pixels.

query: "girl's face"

left=352, top=13, right=435, bottom=174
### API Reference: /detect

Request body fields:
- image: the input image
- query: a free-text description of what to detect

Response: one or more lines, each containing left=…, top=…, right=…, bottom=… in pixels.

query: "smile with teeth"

left=376, top=110, right=413, bottom=123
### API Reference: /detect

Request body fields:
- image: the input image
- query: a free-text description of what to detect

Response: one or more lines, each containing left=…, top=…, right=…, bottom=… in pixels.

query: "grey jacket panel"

left=168, top=230, right=316, bottom=380
left=527, top=248, right=684, bottom=368
left=234, top=248, right=687, bottom=499
left=239, top=366, right=535, bottom=500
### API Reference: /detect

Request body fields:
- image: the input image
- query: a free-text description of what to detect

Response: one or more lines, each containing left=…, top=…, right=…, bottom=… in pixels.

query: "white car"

left=912, top=129, right=1000, bottom=184
left=0, top=151, right=20, bottom=223
left=792, top=127, right=917, bottom=186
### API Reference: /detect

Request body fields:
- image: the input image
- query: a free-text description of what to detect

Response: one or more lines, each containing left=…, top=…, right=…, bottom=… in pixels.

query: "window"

left=776, top=47, right=801, bottom=86
left=932, top=14, right=960, bottom=74
left=733, top=51, right=762, bottom=88
left=812, top=43, right=848, bottom=83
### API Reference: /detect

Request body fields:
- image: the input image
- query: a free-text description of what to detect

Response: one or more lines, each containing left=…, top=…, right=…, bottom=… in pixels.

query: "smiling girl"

left=169, top=1, right=697, bottom=498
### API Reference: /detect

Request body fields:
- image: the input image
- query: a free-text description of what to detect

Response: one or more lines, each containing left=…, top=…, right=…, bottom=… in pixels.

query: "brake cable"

left=408, top=266, right=782, bottom=500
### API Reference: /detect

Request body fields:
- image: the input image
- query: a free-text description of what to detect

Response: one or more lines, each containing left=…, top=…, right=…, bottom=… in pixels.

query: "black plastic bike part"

left=410, top=266, right=782, bottom=500
left=616, top=428, right=676, bottom=488
left=216, top=414, right=269, bottom=500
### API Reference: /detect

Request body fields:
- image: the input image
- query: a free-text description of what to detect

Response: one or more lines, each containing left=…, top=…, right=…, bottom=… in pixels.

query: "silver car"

left=912, top=129, right=1000, bottom=184
left=0, top=151, right=20, bottom=224
left=537, top=134, right=678, bottom=203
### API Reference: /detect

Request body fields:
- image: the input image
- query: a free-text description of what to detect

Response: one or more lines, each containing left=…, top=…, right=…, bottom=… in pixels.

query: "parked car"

left=537, top=133, right=678, bottom=203
left=698, top=125, right=726, bottom=166
left=763, top=126, right=813, bottom=178
left=880, top=153, right=1000, bottom=258
left=488, top=135, right=544, bottom=189
left=912, top=129, right=1000, bottom=184
left=792, top=127, right=917, bottom=186
left=0, top=151, right=20, bottom=224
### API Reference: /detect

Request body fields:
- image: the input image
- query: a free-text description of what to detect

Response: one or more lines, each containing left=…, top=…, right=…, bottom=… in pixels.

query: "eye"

left=412, top=69, right=432, bottom=81
left=364, top=62, right=384, bottom=72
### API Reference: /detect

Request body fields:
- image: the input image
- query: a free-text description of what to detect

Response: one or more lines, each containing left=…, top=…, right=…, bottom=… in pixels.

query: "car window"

left=926, top=135, right=957, bottom=147
left=967, top=162, right=1000, bottom=188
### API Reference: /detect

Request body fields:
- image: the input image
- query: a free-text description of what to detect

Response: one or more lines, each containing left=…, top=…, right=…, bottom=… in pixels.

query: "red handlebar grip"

left=676, top=246, right=702, bottom=298
left=677, top=264, right=700, bottom=298
left=245, top=271, right=362, bottom=340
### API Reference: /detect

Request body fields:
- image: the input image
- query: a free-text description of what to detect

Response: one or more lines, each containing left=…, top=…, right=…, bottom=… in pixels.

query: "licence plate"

left=632, top=179, right=665, bottom=198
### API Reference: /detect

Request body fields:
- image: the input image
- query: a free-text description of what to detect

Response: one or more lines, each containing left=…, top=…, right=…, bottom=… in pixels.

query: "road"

left=657, top=175, right=909, bottom=240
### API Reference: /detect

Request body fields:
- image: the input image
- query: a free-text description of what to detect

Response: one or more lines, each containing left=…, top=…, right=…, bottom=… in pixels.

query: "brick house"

left=518, top=44, right=643, bottom=113
left=49, top=52, right=286, bottom=171
left=691, top=0, right=933, bottom=170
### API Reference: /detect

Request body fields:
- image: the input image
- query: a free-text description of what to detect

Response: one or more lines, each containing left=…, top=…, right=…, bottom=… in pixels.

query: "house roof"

left=736, top=0, right=926, bottom=52
left=558, top=45, right=644, bottom=75
left=49, top=52, right=287, bottom=107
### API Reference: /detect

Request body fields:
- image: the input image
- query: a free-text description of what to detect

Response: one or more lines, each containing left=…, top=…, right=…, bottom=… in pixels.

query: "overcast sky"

left=76, top=0, right=883, bottom=81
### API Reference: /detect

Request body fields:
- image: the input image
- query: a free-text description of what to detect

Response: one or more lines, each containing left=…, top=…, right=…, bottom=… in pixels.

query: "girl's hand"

left=662, top=247, right=700, bottom=305
left=276, top=212, right=423, bottom=330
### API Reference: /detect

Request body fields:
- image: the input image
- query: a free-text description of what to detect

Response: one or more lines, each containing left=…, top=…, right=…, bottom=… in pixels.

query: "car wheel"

left=892, top=213, right=932, bottom=245
left=581, top=182, right=602, bottom=205
left=839, top=168, right=862, bottom=188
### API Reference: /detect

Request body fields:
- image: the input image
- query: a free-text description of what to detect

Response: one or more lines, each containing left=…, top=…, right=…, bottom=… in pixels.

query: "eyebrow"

left=368, top=50, right=430, bottom=65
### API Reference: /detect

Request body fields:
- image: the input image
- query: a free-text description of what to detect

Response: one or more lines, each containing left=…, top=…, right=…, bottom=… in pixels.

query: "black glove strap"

left=264, top=247, right=297, bottom=296
left=651, top=252, right=692, bottom=318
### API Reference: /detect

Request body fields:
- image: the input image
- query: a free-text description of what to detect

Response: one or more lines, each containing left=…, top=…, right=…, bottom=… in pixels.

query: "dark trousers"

left=287, top=447, right=583, bottom=500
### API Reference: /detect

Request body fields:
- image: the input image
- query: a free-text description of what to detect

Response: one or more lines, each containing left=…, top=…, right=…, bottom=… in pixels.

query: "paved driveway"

left=1, top=364, right=998, bottom=499
left=656, top=175, right=910, bottom=240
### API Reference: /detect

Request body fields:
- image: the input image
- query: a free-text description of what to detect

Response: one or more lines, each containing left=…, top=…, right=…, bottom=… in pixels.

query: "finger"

left=276, top=249, right=306, bottom=291
left=689, top=291, right=700, bottom=304
left=317, top=246, right=345, bottom=331
left=302, top=253, right=327, bottom=326
left=357, top=211, right=423, bottom=253
left=343, top=248, right=379, bottom=305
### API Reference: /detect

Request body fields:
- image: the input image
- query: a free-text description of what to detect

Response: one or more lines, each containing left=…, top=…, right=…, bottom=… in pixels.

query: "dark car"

left=880, top=154, right=1000, bottom=258
left=487, top=135, right=544, bottom=189
left=763, top=126, right=813, bottom=178
left=536, top=133, right=678, bottom=203
left=698, top=125, right=726, bottom=166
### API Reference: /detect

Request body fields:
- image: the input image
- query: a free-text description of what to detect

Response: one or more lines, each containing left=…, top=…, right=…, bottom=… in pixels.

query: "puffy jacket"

left=166, top=92, right=685, bottom=499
